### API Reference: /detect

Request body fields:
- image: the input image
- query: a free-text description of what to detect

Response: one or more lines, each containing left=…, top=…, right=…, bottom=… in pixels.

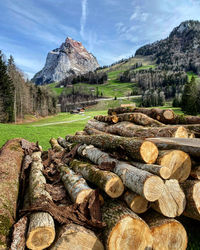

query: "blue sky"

left=0, top=0, right=200, bottom=79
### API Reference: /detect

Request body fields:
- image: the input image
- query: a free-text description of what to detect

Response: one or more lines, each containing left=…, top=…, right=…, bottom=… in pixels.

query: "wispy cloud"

left=130, top=6, right=149, bottom=22
left=80, top=0, right=88, bottom=38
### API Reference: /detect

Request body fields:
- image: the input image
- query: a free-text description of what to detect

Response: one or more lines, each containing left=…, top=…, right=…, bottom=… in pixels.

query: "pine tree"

left=0, top=51, right=14, bottom=122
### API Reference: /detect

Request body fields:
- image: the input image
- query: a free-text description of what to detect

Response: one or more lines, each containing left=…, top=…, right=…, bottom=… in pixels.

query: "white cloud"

left=130, top=6, right=149, bottom=22
left=80, top=0, right=88, bottom=38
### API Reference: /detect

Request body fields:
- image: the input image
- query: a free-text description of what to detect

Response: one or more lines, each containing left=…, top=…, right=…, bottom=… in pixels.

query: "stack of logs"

left=1, top=107, right=200, bottom=250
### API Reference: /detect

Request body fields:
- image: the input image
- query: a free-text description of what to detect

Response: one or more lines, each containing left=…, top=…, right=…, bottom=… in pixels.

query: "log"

left=176, top=115, right=200, bottom=124
left=152, top=179, right=186, bottom=218
left=130, top=161, right=171, bottom=179
left=190, top=165, right=200, bottom=179
left=112, top=113, right=164, bottom=127
left=66, top=134, right=159, bottom=164
left=49, top=223, right=104, bottom=250
left=156, top=150, right=191, bottom=182
left=94, top=115, right=118, bottom=123
left=123, top=190, right=149, bottom=214
left=59, top=165, right=93, bottom=204
left=77, top=144, right=164, bottom=201
left=108, top=107, right=135, bottom=115
left=49, top=138, right=64, bottom=152
left=0, top=139, right=24, bottom=249
left=143, top=211, right=187, bottom=250
left=85, top=120, right=189, bottom=138
left=85, top=126, right=107, bottom=135
left=181, top=180, right=200, bottom=221
left=10, top=216, right=28, bottom=250
left=75, top=131, right=88, bottom=136
left=69, top=159, right=124, bottom=198
left=146, top=137, right=200, bottom=158
left=101, top=200, right=153, bottom=250
left=26, top=151, right=55, bottom=250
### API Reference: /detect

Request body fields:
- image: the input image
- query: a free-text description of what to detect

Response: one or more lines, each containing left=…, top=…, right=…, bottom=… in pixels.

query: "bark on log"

left=0, top=139, right=24, bottom=249
left=59, top=165, right=93, bottom=204
left=101, top=200, right=153, bottom=250
left=57, top=137, right=76, bottom=151
left=181, top=180, right=200, bottom=221
left=77, top=144, right=164, bottom=201
left=75, top=131, right=88, bottom=136
left=176, top=115, right=200, bottom=124
left=108, top=107, right=135, bottom=115
left=146, top=137, right=200, bottom=158
left=26, top=151, right=55, bottom=250
left=10, top=216, right=28, bottom=250
left=49, top=223, right=104, bottom=250
left=130, top=161, right=171, bottom=179
left=156, top=150, right=191, bottom=182
left=190, top=165, right=200, bottom=179
left=94, top=115, right=118, bottom=123
left=69, top=159, right=124, bottom=198
left=49, top=138, right=64, bottom=152
left=66, top=134, right=159, bottom=164
left=152, top=179, right=186, bottom=218
left=112, top=113, right=164, bottom=127
left=85, top=126, right=108, bottom=135
left=123, top=190, right=149, bottom=214
left=143, top=210, right=187, bottom=250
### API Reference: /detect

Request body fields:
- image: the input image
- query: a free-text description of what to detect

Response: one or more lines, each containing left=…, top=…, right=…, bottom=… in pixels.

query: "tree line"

left=0, top=51, right=57, bottom=123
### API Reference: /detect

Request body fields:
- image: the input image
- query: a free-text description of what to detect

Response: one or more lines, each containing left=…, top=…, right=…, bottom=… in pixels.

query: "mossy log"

left=26, top=151, right=55, bottom=250
left=49, top=223, right=104, bottom=250
left=101, top=200, right=153, bottom=250
left=130, top=161, right=171, bottom=179
left=112, top=113, right=164, bottom=127
left=181, top=180, right=200, bottom=221
left=123, top=190, right=149, bottom=214
left=69, top=159, right=124, bottom=198
left=143, top=210, right=188, bottom=250
left=49, top=138, right=64, bottom=152
left=77, top=144, right=164, bottom=201
left=0, top=139, right=24, bottom=249
left=152, top=179, right=186, bottom=218
left=59, top=165, right=93, bottom=204
left=146, top=137, right=200, bottom=158
left=156, top=150, right=191, bottom=182
left=66, top=134, right=159, bottom=164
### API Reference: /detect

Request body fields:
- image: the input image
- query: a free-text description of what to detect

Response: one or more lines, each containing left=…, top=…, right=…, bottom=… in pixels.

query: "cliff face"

left=32, top=37, right=99, bottom=84
left=135, top=20, right=200, bottom=73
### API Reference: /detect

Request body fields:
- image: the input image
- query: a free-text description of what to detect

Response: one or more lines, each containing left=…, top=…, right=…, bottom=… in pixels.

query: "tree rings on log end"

left=105, top=177, right=124, bottom=198
left=143, top=176, right=164, bottom=202
left=76, top=189, right=93, bottom=204
left=108, top=216, right=153, bottom=250
left=140, top=141, right=158, bottom=164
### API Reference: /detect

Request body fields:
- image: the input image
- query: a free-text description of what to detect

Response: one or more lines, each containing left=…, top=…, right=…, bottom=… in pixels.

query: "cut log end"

left=193, top=182, right=200, bottom=210
left=174, top=126, right=189, bottom=138
left=163, top=109, right=175, bottom=120
left=26, top=227, right=55, bottom=250
left=112, top=115, right=119, bottom=124
left=76, top=189, right=93, bottom=204
left=160, top=167, right=171, bottom=179
left=127, top=195, right=149, bottom=214
left=151, top=221, right=187, bottom=250
left=144, top=176, right=164, bottom=202
left=105, top=177, right=124, bottom=198
left=140, top=141, right=158, bottom=164
left=108, top=216, right=153, bottom=250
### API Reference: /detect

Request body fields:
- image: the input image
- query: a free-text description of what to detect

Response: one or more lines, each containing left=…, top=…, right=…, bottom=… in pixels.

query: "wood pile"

left=1, top=107, right=200, bottom=249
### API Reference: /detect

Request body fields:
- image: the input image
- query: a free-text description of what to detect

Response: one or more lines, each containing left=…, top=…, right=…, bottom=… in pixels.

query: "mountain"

left=32, top=37, right=99, bottom=84
left=135, top=20, right=200, bottom=74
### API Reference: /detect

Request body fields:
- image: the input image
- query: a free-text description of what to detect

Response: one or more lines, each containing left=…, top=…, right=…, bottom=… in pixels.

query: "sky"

left=0, top=0, right=200, bottom=79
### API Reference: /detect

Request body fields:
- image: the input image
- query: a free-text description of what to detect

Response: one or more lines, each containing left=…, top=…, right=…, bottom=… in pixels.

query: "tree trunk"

left=49, top=223, right=104, bottom=250
left=130, top=161, right=171, bottom=179
left=112, top=113, right=164, bottom=127
left=190, top=165, right=200, bottom=179
left=69, top=159, right=124, bottom=198
left=101, top=200, right=153, bottom=250
left=176, top=115, right=200, bottom=124
left=108, top=107, right=135, bottom=115
left=142, top=210, right=188, bottom=250
left=0, top=139, right=24, bottom=249
left=123, top=190, right=149, bottom=214
left=10, top=216, right=28, bottom=250
left=59, top=165, right=93, bottom=204
left=49, top=138, right=64, bottom=152
left=146, top=137, right=200, bottom=158
left=77, top=144, right=164, bottom=201
left=66, top=134, right=159, bottom=164
left=26, top=151, right=55, bottom=250
left=181, top=180, right=200, bottom=221
left=152, top=179, right=186, bottom=218
left=156, top=150, right=191, bottom=182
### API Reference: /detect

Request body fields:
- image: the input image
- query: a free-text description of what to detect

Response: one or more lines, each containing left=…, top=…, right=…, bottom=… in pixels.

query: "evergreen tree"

left=0, top=51, right=14, bottom=122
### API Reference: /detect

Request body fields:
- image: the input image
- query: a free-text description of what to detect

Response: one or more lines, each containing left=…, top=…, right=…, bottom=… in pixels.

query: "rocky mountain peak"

left=170, top=20, right=200, bottom=37
left=32, top=37, right=99, bottom=85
